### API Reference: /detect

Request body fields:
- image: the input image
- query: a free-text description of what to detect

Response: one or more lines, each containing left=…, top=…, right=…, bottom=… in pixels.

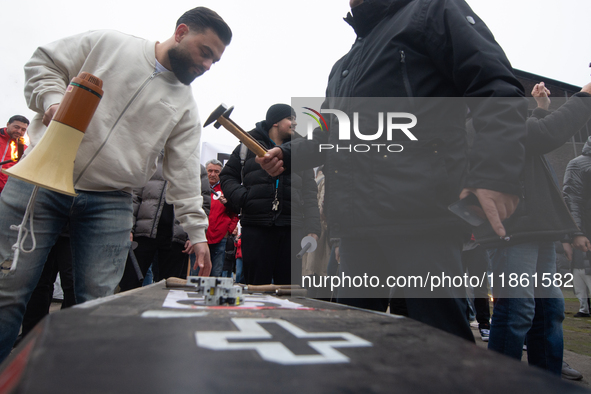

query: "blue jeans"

left=235, top=257, right=243, bottom=284
left=208, top=238, right=227, bottom=277
left=142, top=265, right=154, bottom=286
left=488, top=241, right=564, bottom=376
left=0, top=178, right=132, bottom=363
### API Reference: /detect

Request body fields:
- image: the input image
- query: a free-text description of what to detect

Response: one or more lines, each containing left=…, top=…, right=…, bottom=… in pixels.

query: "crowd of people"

left=0, top=0, right=589, bottom=384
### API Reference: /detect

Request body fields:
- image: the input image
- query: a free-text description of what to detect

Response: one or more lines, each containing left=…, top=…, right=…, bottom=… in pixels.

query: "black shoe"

left=574, top=312, right=590, bottom=317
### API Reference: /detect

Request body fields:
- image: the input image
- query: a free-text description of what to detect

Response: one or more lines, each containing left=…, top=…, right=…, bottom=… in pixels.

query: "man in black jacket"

left=564, top=137, right=591, bottom=252
left=257, top=0, right=527, bottom=341
left=221, top=104, right=320, bottom=285
left=474, top=82, right=591, bottom=376
left=563, top=106, right=591, bottom=324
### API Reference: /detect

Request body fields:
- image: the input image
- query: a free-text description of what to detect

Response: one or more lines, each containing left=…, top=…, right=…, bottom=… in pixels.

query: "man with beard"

left=0, top=7, right=231, bottom=362
left=0, top=115, right=29, bottom=193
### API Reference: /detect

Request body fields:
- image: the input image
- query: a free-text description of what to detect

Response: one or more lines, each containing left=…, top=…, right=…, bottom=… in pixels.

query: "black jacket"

left=200, top=164, right=211, bottom=216
left=475, top=93, right=591, bottom=246
left=564, top=114, right=591, bottom=237
left=220, top=122, right=320, bottom=235
left=284, top=0, right=526, bottom=237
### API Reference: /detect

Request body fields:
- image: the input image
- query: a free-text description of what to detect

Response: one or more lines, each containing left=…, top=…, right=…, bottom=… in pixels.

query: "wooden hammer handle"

left=246, top=284, right=301, bottom=292
left=166, top=277, right=188, bottom=288
left=218, top=117, right=268, bottom=157
left=276, top=289, right=308, bottom=297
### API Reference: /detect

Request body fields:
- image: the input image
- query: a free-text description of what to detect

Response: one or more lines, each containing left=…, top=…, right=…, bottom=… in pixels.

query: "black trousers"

left=336, top=231, right=475, bottom=342
left=241, top=226, right=302, bottom=285
left=119, top=236, right=188, bottom=292
left=22, top=236, right=76, bottom=337
left=462, top=246, right=491, bottom=328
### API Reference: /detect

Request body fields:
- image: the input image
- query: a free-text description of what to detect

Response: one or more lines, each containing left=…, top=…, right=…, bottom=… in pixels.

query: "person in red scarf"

left=205, top=159, right=238, bottom=277
left=0, top=115, right=28, bottom=193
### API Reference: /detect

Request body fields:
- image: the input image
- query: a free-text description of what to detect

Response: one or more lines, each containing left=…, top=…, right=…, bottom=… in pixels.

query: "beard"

left=167, top=46, right=203, bottom=85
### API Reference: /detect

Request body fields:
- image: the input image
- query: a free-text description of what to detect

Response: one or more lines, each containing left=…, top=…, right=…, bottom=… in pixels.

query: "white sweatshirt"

left=24, top=30, right=208, bottom=243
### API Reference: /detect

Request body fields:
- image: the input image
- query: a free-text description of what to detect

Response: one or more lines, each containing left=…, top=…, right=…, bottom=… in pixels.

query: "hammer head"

left=204, top=103, right=234, bottom=128
left=214, top=106, right=234, bottom=128
left=204, top=103, right=228, bottom=128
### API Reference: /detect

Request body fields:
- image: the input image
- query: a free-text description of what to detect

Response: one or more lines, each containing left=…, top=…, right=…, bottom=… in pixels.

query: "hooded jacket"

left=475, top=93, right=591, bottom=246
left=220, top=122, right=320, bottom=236
left=283, top=0, right=526, bottom=238
left=563, top=113, right=591, bottom=236
left=132, top=153, right=188, bottom=245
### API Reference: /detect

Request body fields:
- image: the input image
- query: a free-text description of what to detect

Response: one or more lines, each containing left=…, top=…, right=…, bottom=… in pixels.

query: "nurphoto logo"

left=302, top=107, right=418, bottom=153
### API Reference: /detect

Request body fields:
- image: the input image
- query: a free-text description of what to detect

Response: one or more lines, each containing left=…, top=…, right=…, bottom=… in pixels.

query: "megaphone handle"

left=128, top=248, right=144, bottom=281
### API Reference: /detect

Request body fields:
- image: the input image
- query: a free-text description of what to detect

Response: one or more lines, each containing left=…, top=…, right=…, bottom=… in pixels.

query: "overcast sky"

left=1, top=0, right=590, bottom=150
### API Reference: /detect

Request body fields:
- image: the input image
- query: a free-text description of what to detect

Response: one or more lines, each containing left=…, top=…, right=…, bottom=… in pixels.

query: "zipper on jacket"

left=519, top=180, right=526, bottom=199
left=74, top=71, right=160, bottom=185
left=399, top=50, right=414, bottom=99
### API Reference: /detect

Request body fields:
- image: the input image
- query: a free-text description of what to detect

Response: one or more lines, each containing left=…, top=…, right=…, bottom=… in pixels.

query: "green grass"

left=562, top=290, right=591, bottom=357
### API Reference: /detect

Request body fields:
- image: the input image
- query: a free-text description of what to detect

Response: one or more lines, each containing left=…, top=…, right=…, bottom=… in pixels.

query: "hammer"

left=204, top=104, right=268, bottom=157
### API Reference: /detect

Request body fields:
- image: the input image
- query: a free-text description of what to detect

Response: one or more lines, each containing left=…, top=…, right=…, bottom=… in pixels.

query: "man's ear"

left=174, top=23, right=190, bottom=43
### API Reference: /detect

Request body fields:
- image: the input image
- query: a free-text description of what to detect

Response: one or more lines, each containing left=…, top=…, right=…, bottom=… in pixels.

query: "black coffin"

left=0, top=283, right=587, bottom=394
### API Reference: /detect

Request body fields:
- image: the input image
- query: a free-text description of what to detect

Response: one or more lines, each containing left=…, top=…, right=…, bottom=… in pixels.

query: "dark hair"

left=8, top=115, right=29, bottom=125
left=177, top=7, right=232, bottom=46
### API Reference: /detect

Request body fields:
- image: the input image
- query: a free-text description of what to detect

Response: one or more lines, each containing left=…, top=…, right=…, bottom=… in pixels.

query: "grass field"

left=562, top=288, right=591, bottom=357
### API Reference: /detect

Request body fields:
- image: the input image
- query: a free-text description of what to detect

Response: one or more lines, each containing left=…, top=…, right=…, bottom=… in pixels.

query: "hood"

left=344, top=0, right=413, bottom=37
left=251, top=121, right=274, bottom=147
left=583, top=136, right=591, bottom=156
left=251, top=121, right=293, bottom=146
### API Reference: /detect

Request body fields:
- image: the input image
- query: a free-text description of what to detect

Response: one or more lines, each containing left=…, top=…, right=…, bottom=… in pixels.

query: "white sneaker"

left=562, top=361, right=583, bottom=381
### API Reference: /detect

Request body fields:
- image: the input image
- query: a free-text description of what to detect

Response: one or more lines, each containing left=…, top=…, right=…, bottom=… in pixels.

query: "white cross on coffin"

left=195, top=318, right=372, bottom=365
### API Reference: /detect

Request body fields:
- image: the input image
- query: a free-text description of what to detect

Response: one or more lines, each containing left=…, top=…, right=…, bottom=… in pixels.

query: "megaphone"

left=2, top=72, right=103, bottom=196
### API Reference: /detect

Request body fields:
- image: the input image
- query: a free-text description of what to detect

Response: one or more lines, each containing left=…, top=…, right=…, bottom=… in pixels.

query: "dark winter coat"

left=201, top=164, right=211, bottom=216
left=132, top=154, right=188, bottom=245
left=475, top=93, right=591, bottom=247
left=563, top=109, right=591, bottom=237
left=220, top=122, right=320, bottom=236
left=284, top=0, right=526, bottom=238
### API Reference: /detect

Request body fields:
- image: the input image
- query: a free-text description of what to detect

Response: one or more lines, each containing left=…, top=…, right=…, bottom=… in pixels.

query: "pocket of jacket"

left=367, top=141, right=452, bottom=219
